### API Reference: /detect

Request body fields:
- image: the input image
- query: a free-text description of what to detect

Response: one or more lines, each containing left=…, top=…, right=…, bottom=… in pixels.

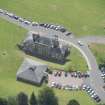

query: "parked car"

left=24, top=20, right=31, bottom=25
left=32, top=22, right=38, bottom=26
left=7, top=13, right=14, bottom=17
left=66, top=32, right=72, bottom=36
left=59, top=28, right=66, bottom=33
left=0, top=9, right=3, bottom=13
left=13, top=15, right=19, bottom=20
left=19, top=17, right=24, bottom=22
left=78, top=41, right=84, bottom=46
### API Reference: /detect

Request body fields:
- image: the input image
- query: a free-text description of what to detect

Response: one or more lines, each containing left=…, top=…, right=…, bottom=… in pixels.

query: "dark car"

left=39, top=23, right=45, bottom=27
left=65, top=72, right=68, bottom=77
left=96, top=98, right=101, bottom=103
left=66, top=32, right=72, bottom=36
left=13, top=15, right=19, bottom=20
left=59, top=28, right=66, bottom=33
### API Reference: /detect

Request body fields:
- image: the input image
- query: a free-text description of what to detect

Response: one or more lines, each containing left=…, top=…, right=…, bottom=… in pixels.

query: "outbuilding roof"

left=16, top=58, right=48, bottom=85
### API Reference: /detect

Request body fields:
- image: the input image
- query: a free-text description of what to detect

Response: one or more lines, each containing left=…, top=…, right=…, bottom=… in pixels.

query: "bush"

left=38, top=87, right=58, bottom=105
left=0, top=98, right=8, bottom=105
left=7, top=96, right=17, bottom=105
left=17, top=92, right=28, bottom=105
left=30, top=92, right=38, bottom=105
left=67, top=99, right=80, bottom=105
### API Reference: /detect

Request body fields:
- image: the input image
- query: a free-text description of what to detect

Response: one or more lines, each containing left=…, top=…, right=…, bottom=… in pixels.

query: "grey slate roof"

left=16, top=58, right=48, bottom=85
left=24, top=32, right=57, bottom=47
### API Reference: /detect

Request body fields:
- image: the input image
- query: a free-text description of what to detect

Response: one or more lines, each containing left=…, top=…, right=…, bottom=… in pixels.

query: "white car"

left=7, top=13, right=14, bottom=17
left=91, top=94, right=95, bottom=98
left=51, top=82, right=55, bottom=87
left=32, top=22, right=38, bottom=26
left=78, top=40, right=84, bottom=46
left=90, top=91, right=95, bottom=95
left=87, top=89, right=92, bottom=93
left=0, top=9, right=3, bottom=13
left=24, top=20, right=31, bottom=25
left=91, top=93, right=97, bottom=98
left=82, top=84, right=87, bottom=90
left=19, top=17, right=24, bottom=22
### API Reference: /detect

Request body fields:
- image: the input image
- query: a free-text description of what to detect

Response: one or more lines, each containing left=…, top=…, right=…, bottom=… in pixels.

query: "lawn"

left=0, top=18, right=95, bottom=105
left=0, top=0, right=105, bottom=36
left=55, top=90, right=96, bottom=105
left=26, top=46, right=88, bottom=72
left=64, top=47, right=88, bottom=72
left=89, top=43, right=105, bottom=65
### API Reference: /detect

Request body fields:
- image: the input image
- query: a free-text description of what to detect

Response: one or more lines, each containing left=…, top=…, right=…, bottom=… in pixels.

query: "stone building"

left=18, top=32, right=69, bottom=63
left=16, top=58, right=48, bottom=86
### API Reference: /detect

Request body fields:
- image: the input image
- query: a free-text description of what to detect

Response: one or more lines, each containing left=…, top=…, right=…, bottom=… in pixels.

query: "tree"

left=17, top=92, right=28, bottom=105
left=30, top=92, right=38, bottom=105
left=38, top=87, right=58, bottom=105
left=7, top=96, right=17, bottom=105
left=0, top=98, right=8, bottom=105
left=67, top=99, right=80, bottom=105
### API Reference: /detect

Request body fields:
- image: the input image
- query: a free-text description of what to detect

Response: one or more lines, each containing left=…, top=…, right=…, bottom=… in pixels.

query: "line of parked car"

left=101, top=69, right=105, bottom=83
left=51, top=82, right=80, bottom=90
left=39, top=23, right=72, bottom=35
left=0, top=9, right=38, bottom=26
left=82, top=84, right=101, bottom=103
left=0, top=8, right=72, bottom=36
left=53, top=71, right=90, bottom=78
left=50, top=82, right=101, bottom=103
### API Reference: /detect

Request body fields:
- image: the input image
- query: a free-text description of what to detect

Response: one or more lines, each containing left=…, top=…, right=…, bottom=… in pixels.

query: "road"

left=0, top=10, right=105, bottom=103
left=78, top=36, right=105, bottom=44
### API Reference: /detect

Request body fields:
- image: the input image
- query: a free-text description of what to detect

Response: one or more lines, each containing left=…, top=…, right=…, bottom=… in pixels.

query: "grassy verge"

left=89, top=43, right=105, bottom=65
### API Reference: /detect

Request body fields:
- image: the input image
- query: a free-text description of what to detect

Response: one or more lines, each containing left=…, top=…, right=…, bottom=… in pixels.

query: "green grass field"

left=0, top=0, right=105, bottom=36
left=89, top=43, right=105, bottom=65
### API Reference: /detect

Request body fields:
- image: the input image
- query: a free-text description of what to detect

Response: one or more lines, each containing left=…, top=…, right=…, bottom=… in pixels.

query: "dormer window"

left=29, top=66, right=36, bottom=72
